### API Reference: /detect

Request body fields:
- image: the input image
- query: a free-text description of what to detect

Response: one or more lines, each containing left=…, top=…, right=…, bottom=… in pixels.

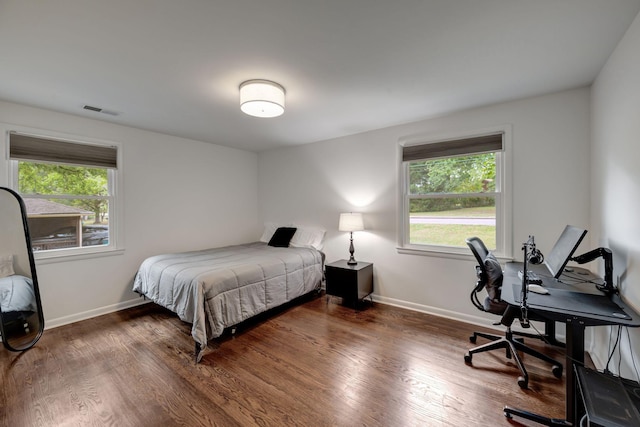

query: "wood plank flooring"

left=1, top=293, right=571, bottom=426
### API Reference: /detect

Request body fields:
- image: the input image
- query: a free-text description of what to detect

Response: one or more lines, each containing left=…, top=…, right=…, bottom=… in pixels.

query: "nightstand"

left=325, top=260, right=373, bottom=308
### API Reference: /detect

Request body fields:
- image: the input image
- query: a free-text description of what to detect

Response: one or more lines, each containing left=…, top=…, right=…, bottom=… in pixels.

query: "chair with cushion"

left=463, top=237, right=563, bottom=389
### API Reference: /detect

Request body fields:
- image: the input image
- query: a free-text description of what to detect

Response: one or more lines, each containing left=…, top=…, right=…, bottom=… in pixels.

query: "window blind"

left=9, top=132, right=118, bottom=169
left=402, top=133, right=503, bottom=162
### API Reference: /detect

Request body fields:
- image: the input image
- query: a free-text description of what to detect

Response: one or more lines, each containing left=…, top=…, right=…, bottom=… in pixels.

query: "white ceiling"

left=1, top=1, right=639, bottom=152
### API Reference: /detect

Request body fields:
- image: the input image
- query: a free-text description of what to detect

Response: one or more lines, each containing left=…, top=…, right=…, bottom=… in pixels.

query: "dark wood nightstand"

left=325, top=260, right=373, bottom=308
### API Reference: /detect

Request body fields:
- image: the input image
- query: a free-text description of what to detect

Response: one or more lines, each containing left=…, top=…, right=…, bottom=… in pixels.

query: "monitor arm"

left=570, top=247, right=616, bottom=295
left=518, top=235, right=537, bottom=328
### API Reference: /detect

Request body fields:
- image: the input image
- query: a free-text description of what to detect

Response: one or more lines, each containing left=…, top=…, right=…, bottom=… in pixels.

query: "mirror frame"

left=0, top=186, right=45, bottom=351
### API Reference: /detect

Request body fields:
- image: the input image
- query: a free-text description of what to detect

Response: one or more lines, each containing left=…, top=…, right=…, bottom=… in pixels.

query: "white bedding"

left=0, top=274, right=36, bottom=313
left=133, top=242, right=323, bottom=356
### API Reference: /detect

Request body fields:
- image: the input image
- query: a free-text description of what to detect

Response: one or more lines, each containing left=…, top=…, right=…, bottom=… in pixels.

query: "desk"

left=501, top=262, right=640, bottom=426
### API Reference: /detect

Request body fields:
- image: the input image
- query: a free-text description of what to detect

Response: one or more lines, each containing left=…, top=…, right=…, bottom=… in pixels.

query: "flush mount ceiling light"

left=239, top=79, right=285, bottom=118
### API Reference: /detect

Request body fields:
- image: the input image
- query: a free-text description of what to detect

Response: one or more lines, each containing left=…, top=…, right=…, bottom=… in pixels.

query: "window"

left=398, top=130, right=511, bottom=257
left=8, top=131, right=121, bottom=258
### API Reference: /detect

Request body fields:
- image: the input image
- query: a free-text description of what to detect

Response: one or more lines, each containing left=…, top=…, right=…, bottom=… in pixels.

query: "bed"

left=0, top=274, right=37, bottom=333
left=133, top=226, right=325, bottom=362
left=0, top=274, right=37, bottom=314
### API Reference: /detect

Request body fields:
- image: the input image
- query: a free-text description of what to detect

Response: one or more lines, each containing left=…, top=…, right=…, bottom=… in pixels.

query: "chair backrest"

left=466, top=237, right=506, bottom=314
left=467, top=237, right=489, bottom=267
left=466, top=237, right=489, bottom=299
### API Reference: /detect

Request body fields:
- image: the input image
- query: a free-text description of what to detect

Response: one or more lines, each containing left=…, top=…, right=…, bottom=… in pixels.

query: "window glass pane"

left=25, top=198, right=110, bottom=251
left=18, top=159, right=111, bottom=252
left=409, top=197, right=496, bottom=249
left=409, top=153, right=496, bottom=195
left=17, top=161, right=108, bottom=196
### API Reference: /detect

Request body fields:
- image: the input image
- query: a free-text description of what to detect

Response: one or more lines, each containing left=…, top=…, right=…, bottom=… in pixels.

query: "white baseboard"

left=371, top=294, right=567, bottom=341
left=44, top=298, right=151, bottom=330
left=372, top=294, right=498, bottom=329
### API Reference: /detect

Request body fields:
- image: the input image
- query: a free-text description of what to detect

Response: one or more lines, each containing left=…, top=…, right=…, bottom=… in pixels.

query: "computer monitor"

left=544, top=225, right=588, bottom=279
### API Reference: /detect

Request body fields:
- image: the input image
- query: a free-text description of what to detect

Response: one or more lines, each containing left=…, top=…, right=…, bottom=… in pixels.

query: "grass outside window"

left=409, top=206, right=496, bottom=249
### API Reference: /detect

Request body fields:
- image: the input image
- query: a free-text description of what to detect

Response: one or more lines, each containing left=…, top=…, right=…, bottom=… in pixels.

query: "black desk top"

left=503, top=262, right=640, bottom=327
left=501, top=261, right=640, bottom=425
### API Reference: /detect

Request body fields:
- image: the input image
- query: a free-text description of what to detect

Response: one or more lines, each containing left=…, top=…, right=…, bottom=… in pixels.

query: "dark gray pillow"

left=484, top=252, right=503, bottom=301
left=268, top=227, right=297, bottom=247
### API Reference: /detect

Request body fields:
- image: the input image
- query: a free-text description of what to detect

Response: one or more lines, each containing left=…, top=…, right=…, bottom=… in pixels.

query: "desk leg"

left=545, top=320, right=565, bottom=347
left=503, top=319, right=585, bottom=426
left=565, top=320, right=585, bottom=425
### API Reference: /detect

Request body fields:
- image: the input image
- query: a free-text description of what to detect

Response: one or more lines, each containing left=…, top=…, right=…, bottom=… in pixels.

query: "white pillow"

left=290, top=227, right=326, bottom=250
left=259, top=222, right=281, bottom=243
left=0, top=254, right=15, bottom=278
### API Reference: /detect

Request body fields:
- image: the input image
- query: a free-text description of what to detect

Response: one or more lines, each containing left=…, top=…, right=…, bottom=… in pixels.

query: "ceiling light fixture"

left=239, top=79, right=285, bottom=118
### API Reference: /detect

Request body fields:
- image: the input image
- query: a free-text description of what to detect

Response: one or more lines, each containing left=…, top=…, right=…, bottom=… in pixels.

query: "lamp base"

left=347, top=232, right=358, bottom=265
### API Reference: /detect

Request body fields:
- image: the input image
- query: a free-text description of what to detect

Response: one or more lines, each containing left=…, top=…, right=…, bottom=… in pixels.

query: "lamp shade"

left=239, top=79, right=285, bottom=118
left=339, top=212, right=364, bottom=232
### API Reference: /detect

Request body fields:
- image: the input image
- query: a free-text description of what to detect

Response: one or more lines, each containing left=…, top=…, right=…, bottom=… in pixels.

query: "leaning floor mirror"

left=0, top=186, right=44, bottom=351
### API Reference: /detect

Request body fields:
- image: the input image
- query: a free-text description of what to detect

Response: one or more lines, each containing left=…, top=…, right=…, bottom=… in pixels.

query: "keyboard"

left=518, top=270, right=543, bottom=285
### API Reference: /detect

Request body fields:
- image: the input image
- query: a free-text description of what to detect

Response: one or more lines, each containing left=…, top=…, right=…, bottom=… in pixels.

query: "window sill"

left=33, top=247, right=125, bottom=265
left=397, top=245, right=512, bottom=262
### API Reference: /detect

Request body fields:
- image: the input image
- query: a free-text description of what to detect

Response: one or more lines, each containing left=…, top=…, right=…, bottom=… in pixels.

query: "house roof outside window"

left=23, top=199, right=92, bottom=217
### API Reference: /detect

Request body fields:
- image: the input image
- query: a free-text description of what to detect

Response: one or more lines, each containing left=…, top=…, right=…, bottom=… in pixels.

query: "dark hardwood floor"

left=1, top=293, right=571, bottom=426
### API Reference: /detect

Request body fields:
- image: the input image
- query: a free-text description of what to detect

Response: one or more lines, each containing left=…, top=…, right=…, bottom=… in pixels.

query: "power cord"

left=579, top=413, right=588, bottom=427
left=604, top=325, right=622, bottom=375
left=618, top=327, right=623, bottom=375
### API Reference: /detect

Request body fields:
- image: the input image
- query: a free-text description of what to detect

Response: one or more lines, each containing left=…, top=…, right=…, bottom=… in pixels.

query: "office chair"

left=464, top=237, right=563, bottom=389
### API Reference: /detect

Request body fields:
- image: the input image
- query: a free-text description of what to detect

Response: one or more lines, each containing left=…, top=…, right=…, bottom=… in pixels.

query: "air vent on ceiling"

left=83, top=105, right=119, bottom=116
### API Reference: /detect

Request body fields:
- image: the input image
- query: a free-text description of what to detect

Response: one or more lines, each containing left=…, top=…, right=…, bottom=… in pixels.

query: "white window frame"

left=396, top=125, right=512, bottom=259
left=5, top=125, right=124, bottom=263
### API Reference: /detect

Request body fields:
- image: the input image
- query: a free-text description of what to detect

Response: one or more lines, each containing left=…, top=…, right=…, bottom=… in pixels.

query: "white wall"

left=0, top=101, right=259, bottom=327
left=590, top=11, right=640, bottom=375
left=258, top=88, right=591, bottom=325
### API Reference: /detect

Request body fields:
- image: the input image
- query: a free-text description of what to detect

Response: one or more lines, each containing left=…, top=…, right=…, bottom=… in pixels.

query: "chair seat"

left=483, top=295, right=508, bottom=314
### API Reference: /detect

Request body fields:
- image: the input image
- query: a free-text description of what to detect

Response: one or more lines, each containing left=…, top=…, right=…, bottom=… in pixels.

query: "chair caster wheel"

left=552, top=365, right=563, bottom=378
left=517, top=376, right=528, bottom=389
left=504, top=411, right=512, bottom=419
left=464, top=353, right=472, bottom=364
left=469, top=335, right=477, bottom=343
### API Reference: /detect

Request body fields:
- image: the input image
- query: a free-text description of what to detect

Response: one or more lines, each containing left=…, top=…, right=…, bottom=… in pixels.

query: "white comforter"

left=133, top=242, right=323, bottom=352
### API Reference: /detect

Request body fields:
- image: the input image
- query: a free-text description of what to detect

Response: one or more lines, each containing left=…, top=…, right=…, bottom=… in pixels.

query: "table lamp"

left=339, top=212, right=364, bottom=265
